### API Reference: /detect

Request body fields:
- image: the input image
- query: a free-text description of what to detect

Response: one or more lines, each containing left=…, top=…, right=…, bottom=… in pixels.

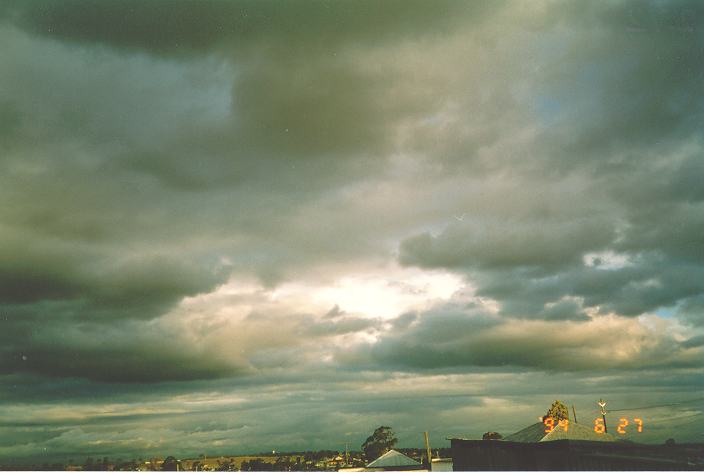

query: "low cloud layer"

left=1, top=0, right=703, bottom=463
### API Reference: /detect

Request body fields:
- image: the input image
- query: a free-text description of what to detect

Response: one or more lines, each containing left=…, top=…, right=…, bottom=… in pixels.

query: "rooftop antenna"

left=598, top=399, right=608, bottom=433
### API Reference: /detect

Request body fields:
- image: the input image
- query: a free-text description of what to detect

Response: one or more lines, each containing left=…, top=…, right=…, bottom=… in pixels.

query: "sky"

left=1, top=0, right=704, bottom=464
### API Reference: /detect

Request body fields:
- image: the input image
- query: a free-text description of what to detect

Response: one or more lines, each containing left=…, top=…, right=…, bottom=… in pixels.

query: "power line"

left=606, top=396, right=704, bottom=413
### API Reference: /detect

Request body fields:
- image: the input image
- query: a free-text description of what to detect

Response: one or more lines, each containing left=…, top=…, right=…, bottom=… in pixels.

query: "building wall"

left=450, top=439, right=703, bottom=471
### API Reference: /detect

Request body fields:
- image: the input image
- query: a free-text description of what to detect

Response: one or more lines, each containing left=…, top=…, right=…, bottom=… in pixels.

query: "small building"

left=429, top=457, right=453, bottom=471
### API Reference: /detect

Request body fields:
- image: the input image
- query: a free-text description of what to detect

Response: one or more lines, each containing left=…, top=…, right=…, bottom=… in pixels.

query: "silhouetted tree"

left=362, top=426, right=398, bottom=462
left=545, top=400, right=569, bottom=421
left=482, top=431, right=503, bottom=440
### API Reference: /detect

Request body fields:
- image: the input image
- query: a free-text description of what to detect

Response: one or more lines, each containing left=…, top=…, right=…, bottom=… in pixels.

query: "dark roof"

left=504, top=420, right=617, bottom=443
left=504, top=421, right=548, bottom=443
left=542, top=420, right=617, bottom=442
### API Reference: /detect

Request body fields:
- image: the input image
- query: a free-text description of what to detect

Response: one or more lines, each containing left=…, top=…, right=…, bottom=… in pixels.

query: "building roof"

left=366, top=450, right=422, bottom=469
left=541, top=420, right=617, bottom=442
left=504, top=422, right=549, bottom=443
left=504, top=420, right=617, bottom=443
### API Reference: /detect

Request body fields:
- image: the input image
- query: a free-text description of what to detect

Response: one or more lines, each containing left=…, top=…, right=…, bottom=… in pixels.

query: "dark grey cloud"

left=540, top=299, right=589, bottom=322
left=681, top=334, right=704, bottom=349
left=345, top=301, right=703, bottom=373
left=400, top=216, right=617, bottom=272
left=0, top=243, right=230, bottom=381
left=0, top=309, right=244, bottom=382
left=402, top=240, right=704, bottom=321
left=1, top=0, right=478, bottom=57
left=0, top=0, right=494, bottom=187
left=1, top=343, right=238, bottom=384
left=398, top=0, right=704, bottom=325
left=512, top=2, right=704, bottom=176
left=676, top=294, right=704, bottom=327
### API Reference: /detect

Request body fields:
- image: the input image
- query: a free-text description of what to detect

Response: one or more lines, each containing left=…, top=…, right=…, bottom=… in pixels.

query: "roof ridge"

left=366, top=449, right=422, bottom=468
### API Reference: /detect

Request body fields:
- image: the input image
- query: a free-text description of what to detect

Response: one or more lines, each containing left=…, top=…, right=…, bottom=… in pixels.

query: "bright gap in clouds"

left=306, top=268, right=466, bottom=319
left=201, top=266, right=468, bottom=320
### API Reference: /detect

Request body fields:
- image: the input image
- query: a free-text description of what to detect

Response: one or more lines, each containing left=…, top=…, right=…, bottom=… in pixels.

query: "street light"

left=598, top=399, right=608, bottom=433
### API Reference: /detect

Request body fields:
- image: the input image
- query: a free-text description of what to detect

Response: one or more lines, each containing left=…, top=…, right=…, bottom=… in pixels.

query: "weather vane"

left=597, top=399, right=608, bottom=433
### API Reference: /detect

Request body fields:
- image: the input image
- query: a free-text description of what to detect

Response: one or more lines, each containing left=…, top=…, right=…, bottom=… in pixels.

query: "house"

left=339, top=449, right=426, bottom=472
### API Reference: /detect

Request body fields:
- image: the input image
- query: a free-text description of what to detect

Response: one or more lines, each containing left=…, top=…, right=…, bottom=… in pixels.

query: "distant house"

left=339, top=449, right=426, bottom=472
left=429, top=457, right=453, bottom=472
left=367, top=450, right=425, bottom=471
left=326, top=454, right=346, bottom=468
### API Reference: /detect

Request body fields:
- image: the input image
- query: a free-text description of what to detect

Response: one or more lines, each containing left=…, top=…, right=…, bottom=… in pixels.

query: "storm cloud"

left=1, top=0, right=703, bottom=464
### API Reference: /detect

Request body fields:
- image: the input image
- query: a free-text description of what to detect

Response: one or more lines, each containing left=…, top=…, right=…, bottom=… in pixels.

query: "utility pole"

left=598, top=399, right=608, bottom=433
left=335, top=440, right=350, bottom=466
left=572, top=404, right=578, bottom=424
left=423, top=431, right=432, bottom=470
